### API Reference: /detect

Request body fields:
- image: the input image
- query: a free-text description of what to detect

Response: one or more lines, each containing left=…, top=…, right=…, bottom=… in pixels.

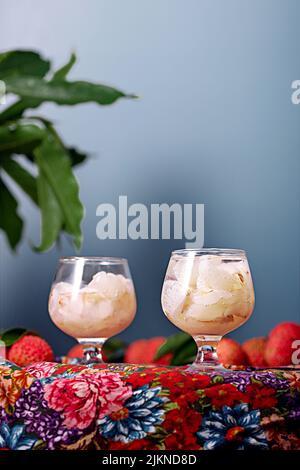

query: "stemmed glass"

left=161, top=249, right=255, bottom=370
left=49, top=257, right=137, bottom=364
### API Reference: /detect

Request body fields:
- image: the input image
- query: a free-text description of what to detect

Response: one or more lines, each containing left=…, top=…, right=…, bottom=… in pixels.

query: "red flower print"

left=25, top=362, right=57, bottom=379
left=164, top=433, right=201, bottom=450
left=110, top=438, right=159, bottom=450
left=205, top=383, right=244, bottom=408
left=163, top=407, right=202, bottom=450
left=164, top=408, right=201, bottom=434
left=245, top=384, right=277, bottom=409
left=44, top=372, right=132, bottom=430
left=159, top=371, right=210, bottom=406
left=126, top=372, right=157, bottom=388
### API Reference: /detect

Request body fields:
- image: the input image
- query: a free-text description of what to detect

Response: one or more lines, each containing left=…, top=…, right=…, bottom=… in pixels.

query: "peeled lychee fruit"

left=124, top=337, right=172, bottom=365
left=8, top=335, right=54, bottom=367
left=217, top=338, right=248, bottom=366
left=265, top=322, right=300, bottom=367
left=242, top=337, right=267, bottom=367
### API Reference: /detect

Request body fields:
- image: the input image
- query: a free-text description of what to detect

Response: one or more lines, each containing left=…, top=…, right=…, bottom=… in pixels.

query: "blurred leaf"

left=171, top=340, right=197, bottom=366
left=1, top=157, right=38, bottom=204
left=0, top=99, right=41, bottom=124
left=104, top=338, right=127, bottom=353
left=34, top=167, right=63, bottom=252
left=22, top=145, right=86, bottom=167
left=0, top=52, right=76, bottom=123
left=103, top=338, right=127, bottom=362
left=0, top=328, right=28, bottom=346
left=68, top=147, right=88, bottom=166
left=0, top=50, right=50, bottom=78
left=0, top=177, right=23, bottom=249
left=155, top=332, right=191, bottom=360
left=52, top=52, right=76, bottom=81
left=0, top=123, right=45, bottom=154
left=34, top=132, right=84, bottom=250
left=5, top=76, right=135, bottom=106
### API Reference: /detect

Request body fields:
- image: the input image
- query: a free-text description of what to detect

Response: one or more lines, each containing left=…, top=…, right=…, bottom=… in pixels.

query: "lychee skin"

left=124, top=337, right=172, bottom=365
left=265, top=322, right=300, bottom=367
left=8, top=335, right=54, bottom=367
left=242, top=337, right=267, bottom=367
left=217, top=338, right=248, bottom=366
left=67, top=343, right=85, bottom=359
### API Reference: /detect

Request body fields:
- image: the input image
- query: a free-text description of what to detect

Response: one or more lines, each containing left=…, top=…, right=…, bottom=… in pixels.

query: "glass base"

left=77, top=338, right=107, bottom=365
left=190, top=334, right=223, bottom=371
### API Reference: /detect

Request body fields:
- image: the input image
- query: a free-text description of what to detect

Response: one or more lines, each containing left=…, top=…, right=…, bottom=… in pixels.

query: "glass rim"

left=171, top=248, right=246, bottom=256
left=59, top=256, right=128, bottom=264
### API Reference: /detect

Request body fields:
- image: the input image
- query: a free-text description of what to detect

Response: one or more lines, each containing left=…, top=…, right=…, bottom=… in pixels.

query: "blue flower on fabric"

left=97, top=385, right=166, bottom=443
left=0, top=423, right=37, bottom=450
left=197, top=404, right=268, bottom=450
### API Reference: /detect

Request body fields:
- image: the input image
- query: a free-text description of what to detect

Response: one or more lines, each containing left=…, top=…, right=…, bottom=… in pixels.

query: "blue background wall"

left=1, top=0, right=299, bottom=354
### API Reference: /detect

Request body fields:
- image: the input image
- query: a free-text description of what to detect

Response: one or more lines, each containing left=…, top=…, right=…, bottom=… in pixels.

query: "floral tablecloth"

left=0, top=360, right=299, bottom=450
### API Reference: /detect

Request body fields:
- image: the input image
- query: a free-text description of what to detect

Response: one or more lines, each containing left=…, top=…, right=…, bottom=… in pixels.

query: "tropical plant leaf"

left=0, top=328, right=28, bottom=347
left=0, top=177, right=23, bottom=249
left=34, top=167, right=63, bottom=252
left=155, top=332, right=191, bottom=360
left=104, top=337, right=127, bottom=353
left=171, top=340, right=197, bottom=365
left=0, top=99, right=41, bottom=123
left=68, top=146, right=87, bottom=166
left=0, top=123, right=45, bottom=154
left=52, top=52, right=76, bottom=81
left=0, top=50, right=50, bottom=78
left=34, top=132, right=84, bottom=250
left=1, top=157, right=38, bottom=204
left=5, top=76, right=135, bottom=105
left=0, top=52, right=76, bottom=123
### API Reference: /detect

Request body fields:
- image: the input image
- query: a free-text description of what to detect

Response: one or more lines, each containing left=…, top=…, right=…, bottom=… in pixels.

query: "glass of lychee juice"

left=49, top=257, right=137, bottom=364
left=161, top=249, right=255, bottom=370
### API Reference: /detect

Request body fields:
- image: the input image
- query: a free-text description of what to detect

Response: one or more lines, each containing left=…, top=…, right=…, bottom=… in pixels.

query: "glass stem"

left=78, top=338, right=107, bottom=364
left=193, top=335, right=222, bottom=368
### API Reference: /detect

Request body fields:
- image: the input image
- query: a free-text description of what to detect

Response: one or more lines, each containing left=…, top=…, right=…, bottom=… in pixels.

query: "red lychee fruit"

left=242, top=337, right=267, bottom=367
left=217, top=338, right=248, bottom=366
left=8, top=335, right=54, bottom=367
left=265, top=322, right=300, bottom=367
left=67, top=343, right=85, bottom=359
left=124, top=337, right=172, bottom=365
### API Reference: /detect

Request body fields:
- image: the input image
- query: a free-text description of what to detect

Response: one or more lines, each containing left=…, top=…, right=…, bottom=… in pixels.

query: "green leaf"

left=5, top=76, right=135, bottom=106
left=103, top=338, right=126, bottom=362
left=0, top=51, right=76, bottom=123
left=0, top=99, right=41, bottom=123
left=34, top=167, right=63, bottom=252
left=0, top=328, right=28, bottom=346
left=1, top=157, right=38, bottom=204
left=0, top=123, right=45, bottom=154
left=0, top=177, right=23, bottom=249
left=52, top=52, right=76, bottom=81
left=171, top=340, right=197, bottom=366
left=34, top=132, right=84, bottom=250
left=104, top=337, right=127, bottom=353
left=68, top=147, right=87, bottom=166
left=155, top=332, right=191, bottom=360
left=0, top=50, right=50, bottom=79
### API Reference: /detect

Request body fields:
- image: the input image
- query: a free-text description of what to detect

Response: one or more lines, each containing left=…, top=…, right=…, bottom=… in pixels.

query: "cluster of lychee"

left=3, top=321, right=300, bottom=368
left=217, top=322, right=300, bottom=367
